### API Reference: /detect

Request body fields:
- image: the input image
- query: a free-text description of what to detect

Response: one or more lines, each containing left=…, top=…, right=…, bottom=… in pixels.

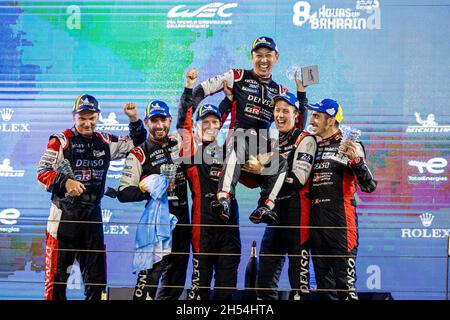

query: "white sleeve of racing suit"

left=97, top=132, right=135, bottom=161
left=291, top=135, right=317, bottom=186
left=354, top=142, right=366, bottom=158
left=118, top=151, right=142, bottom=191
left=200, top=69, right=235, bottom=96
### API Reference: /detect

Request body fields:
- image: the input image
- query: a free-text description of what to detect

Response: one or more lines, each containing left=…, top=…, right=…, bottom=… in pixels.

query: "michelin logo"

left=0, top=158, right=25, bottom=177
left=97, top=112, right=129, bottom=131
left=293, top=0, right=381, bottom=30
left=406, top=112, right=450, bottom=133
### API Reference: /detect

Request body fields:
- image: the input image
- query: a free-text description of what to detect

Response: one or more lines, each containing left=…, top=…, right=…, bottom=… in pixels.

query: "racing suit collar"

left=72, top=126, right=93, bottom=140
left=320, top=129, right=342, bottom=144
left=251, top=69, right=273, bottom=83
left=279, top=127, right=298, bottom=143
left=149, top=135, right=169, bottom=146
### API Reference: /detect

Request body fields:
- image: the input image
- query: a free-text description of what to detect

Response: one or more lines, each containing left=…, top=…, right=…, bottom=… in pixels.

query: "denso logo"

left=75, top=159, right=104, bottom=167
left=168, top=2, right=238, bottom=18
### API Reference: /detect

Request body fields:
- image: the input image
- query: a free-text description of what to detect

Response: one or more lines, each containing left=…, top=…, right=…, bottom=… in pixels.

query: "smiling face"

left=273, top=100, right=298, bottom=133
left=309, top=111, right=337, bottom=138
left=198, top=114, right=221, bottom=142
left=73, top=110, right=99, bottom=138
left=251, top=47, right=279, bottom=78
left=146, top=115, right=172, bottom=140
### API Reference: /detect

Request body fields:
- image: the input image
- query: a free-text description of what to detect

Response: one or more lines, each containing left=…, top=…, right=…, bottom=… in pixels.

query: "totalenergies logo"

left=0, top=208, right=21, bottom=233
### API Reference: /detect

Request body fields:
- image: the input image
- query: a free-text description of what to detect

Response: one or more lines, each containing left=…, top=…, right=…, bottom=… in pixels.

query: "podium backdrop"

left=0, top=0, right=449, bottom=300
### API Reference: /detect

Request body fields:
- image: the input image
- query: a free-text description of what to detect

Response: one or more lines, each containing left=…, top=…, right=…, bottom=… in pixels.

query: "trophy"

left=286, top=64, right=299, bottom=81
left=54, top=158, right=76, bottom=204
left=160, top=164, right=179, bottom=203
left=339, top=125, right=361, bottom=160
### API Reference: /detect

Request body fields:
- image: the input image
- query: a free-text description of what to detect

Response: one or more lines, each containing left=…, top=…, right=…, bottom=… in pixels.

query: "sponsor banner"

left=107, top=159, right=125, bottom=179
left=0, top=158, right=25, bottom=177
left=293, top=0, right=381, bottom=30
left=166, top=2, right=238, bottom=29
left=0, top=208, right=21, bottom=233
left=401, top=213, right=450, bottom=238
left=406, top=112, right=450, bottom=133
left=408, top=157, right=448, bottom=183
left=0, top=108, right=30, bottom=133
left=102, top=209, right=129, bottom=236
left=96, top=112, right=129, bottom=131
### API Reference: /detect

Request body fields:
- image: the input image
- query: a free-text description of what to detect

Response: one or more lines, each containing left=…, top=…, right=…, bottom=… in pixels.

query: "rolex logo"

left=420, top=212, right=434, bottom=227
left=0, top=108, right=13, bottom=122
left=102, top=209, right=113, bottom=223
left=401, top=212, right=450, bottom=238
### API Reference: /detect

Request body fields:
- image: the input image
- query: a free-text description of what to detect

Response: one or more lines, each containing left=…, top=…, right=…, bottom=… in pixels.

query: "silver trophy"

left=160, top=164, right=179, bottom=202
left=54, top=159, right=76, bottom=204
left=339, top=125, right=361, bottom=160
left=286, top=64, right=299, bottom=81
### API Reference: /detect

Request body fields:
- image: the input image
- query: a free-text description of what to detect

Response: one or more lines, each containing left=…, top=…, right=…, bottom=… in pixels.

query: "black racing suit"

left=117, top=137, right=190, bottom=300
left=192, top=69, right=307, bottom=209
left=177, top=88, right=241, bottom=300
left=257, top=128, right=317, bottom=300
left=309, top=130, right=377, bottom=300
left=37, top=120, right=146, bottom=300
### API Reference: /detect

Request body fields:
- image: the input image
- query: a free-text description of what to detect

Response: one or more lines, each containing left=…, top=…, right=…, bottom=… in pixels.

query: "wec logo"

left=168, top=2, right=238, bottom=18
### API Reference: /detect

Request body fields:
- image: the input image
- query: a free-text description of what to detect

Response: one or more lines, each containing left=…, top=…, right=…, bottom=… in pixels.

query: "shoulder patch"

left=50, top=130, right=72, bottom=150
left=130, top=147, right=146, bottom=164
left=233, top=69, right=244, bottom=82
left=168, top=132, right=181, bottom=142
left=295, top=131, right=313, bottom=147
left=96, top=132, right=112, bottom=144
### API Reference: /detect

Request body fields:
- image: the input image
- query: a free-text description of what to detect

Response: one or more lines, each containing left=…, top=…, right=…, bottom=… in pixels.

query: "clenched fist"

left=185, top=68, right=198, bottom=89
left=123, top=102, right=139, bottom=122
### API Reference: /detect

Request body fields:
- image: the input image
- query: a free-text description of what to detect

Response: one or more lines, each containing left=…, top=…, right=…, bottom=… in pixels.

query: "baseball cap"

left=271, top=92, right=300, bottom=110
left=306, top=98, right=344, bottom=123
left=73, top=94, right=100, bottom=114
left=145, top=100, right=171, bottom=120
left=251, top=36, right=278, bottom=53
left=196, top=104, right=221, bottom=121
